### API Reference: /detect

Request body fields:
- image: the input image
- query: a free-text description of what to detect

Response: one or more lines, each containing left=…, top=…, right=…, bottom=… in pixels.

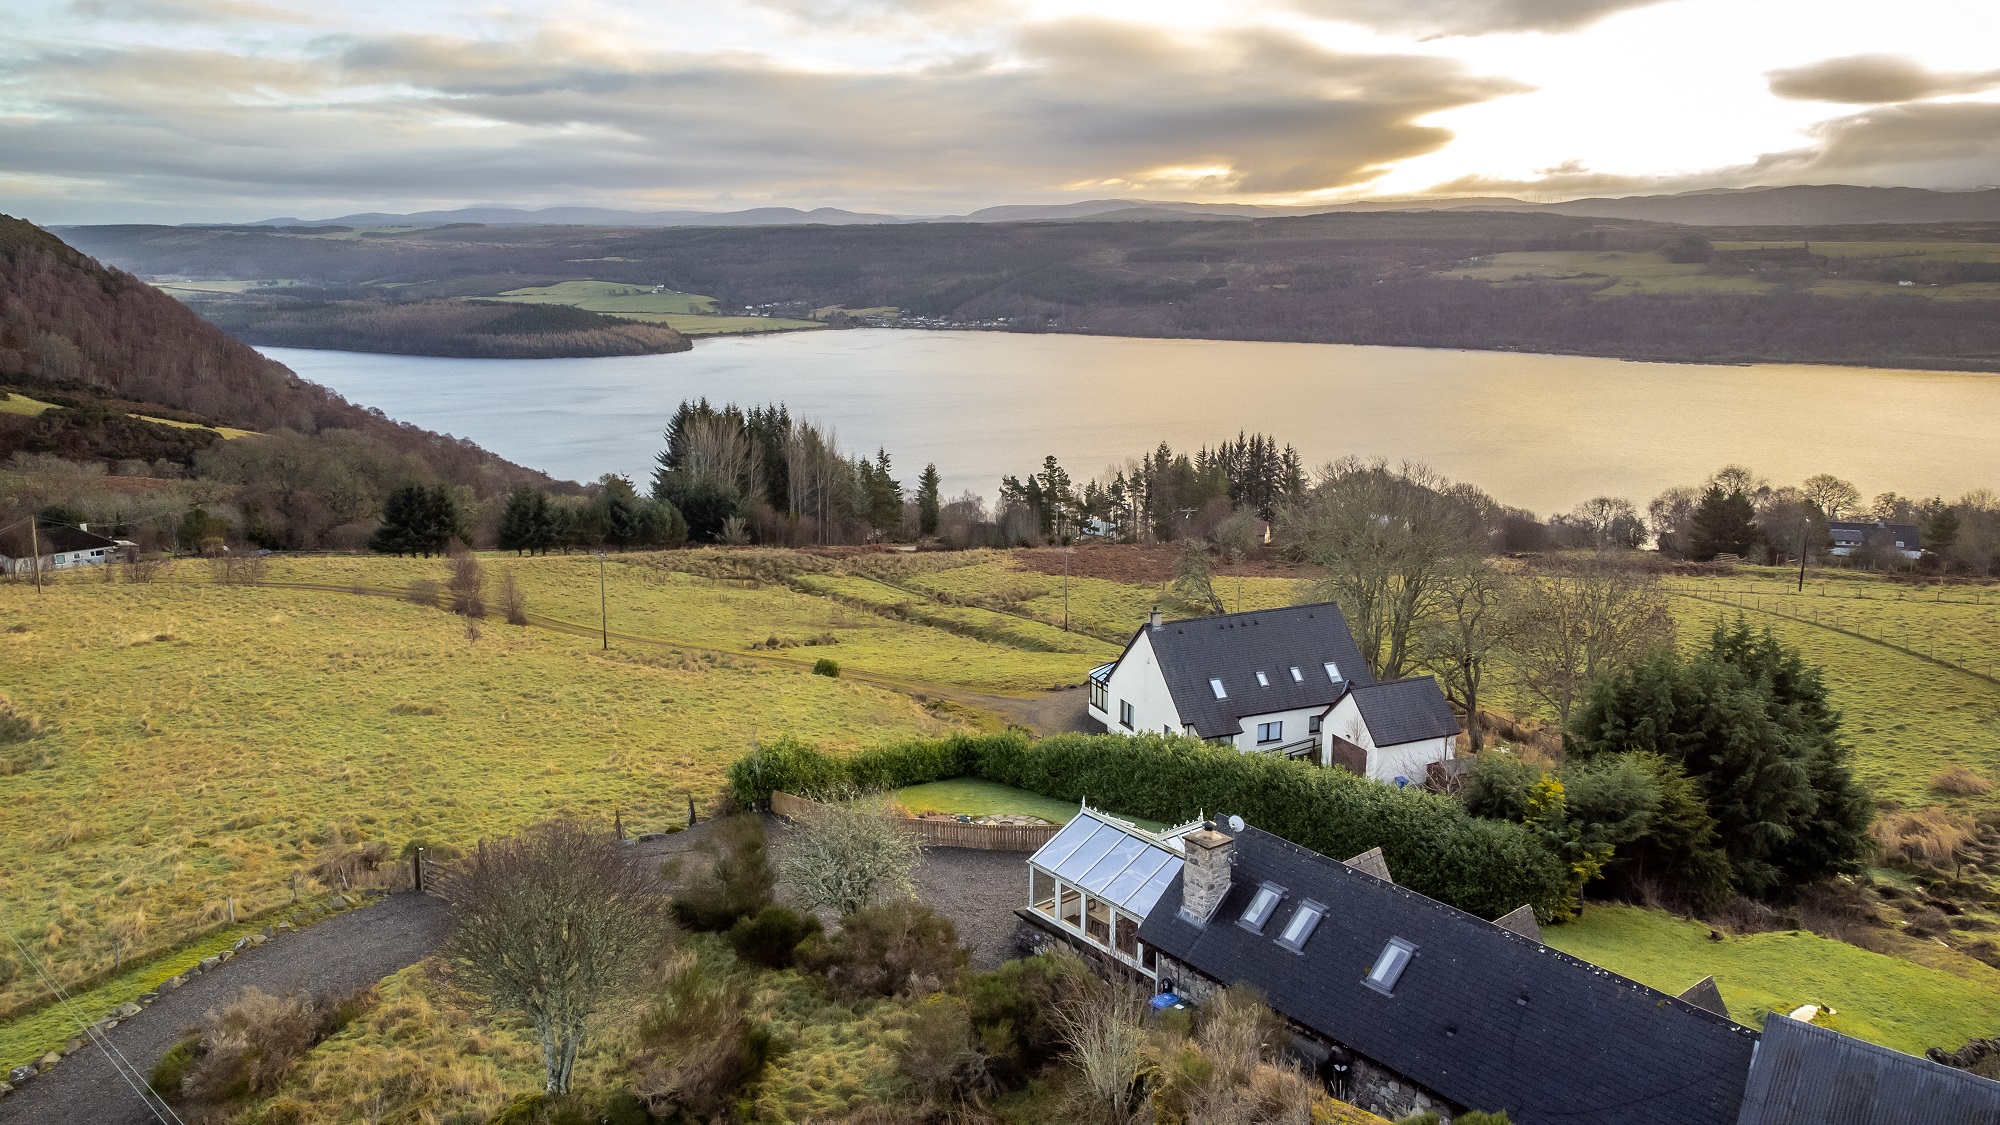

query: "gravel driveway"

left=0, top=893, right=450, bottom=1125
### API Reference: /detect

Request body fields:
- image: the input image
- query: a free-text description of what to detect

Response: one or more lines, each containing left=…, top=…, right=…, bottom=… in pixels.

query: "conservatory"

left=1025, top=806, right=1204, bottom=978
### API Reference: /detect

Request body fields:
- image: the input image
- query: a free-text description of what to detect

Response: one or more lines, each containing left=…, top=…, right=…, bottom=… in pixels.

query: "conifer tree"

left=916, top=464, right=941, bottom=537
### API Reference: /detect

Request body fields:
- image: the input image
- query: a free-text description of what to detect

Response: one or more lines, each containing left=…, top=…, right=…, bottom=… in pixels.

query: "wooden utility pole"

left=28, top=517, right=42, bottom=595
left=1797, top=518, right=1810, bottom=593
left=598, top=552, right=609, bottom=650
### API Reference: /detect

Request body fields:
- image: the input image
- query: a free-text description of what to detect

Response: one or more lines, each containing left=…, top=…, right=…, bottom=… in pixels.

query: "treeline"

left=194, top=298, right=692, bottom=359
left=1001, top=433, right=1307, bottom=543
left=60, top=211, right=2000, bottom=370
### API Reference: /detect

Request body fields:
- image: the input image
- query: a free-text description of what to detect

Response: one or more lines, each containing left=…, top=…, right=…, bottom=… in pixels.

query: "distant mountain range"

left=242, top=185, right=2000, bottom=231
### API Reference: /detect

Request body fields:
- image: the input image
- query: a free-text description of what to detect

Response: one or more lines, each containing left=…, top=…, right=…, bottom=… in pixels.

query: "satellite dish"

left=1227, top=815, right=1245, bottom=833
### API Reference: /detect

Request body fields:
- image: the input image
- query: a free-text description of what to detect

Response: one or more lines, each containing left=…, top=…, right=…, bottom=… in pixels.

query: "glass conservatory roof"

left=1029, top=808, right=1187, bottom=918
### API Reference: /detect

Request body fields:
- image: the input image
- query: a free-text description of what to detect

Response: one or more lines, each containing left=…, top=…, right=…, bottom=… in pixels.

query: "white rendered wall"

left=1369, top=735, right=1455, bottom=785
left=1102, top=631, right=1187, bottom=736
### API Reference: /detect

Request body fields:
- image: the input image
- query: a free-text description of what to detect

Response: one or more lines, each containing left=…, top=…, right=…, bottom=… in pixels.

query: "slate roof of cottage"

left=8, top=525, right=118, bottom=555
left=1737, top=1015, right=2000, bottom=1125
left=1828, top=520, right=1920, bottom=548
left=1127, top=603, right=1374, bottom=739
left=1137, top=825, right=1758, bottom=1125
left=1348, top=677, right=1461, bottom=746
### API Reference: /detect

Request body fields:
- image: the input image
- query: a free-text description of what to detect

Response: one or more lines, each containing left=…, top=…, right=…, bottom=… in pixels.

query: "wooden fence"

left=770, top=791, right=1062, bottom=852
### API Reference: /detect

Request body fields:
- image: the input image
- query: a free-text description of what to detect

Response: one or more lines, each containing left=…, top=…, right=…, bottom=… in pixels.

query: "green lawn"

left=1437, top=251, right=1775, bottom=296
left=889, top=778, right=1167, bottom=831
left=490, top=280, right=824, bottom=335
left=1545, top=904, right=2000, bottom=1055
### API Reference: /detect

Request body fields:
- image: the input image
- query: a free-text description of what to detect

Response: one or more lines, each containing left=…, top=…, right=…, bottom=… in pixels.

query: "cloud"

left=1766, top=54, right=2000, bottom=104
left=1290, top=0, right=1674, bottom=37
left=1750, top=101, right=2000, bottom=184
left=66, top=0, right=310, bottom=24
left=0, top=19, right=1525, bottom=217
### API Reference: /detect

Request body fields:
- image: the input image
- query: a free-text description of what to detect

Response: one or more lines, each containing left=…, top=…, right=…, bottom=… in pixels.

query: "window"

left=1256, top=671, right=1270, bottom=687
left=1276, top=901, right=1325, bottom=952
left=1114, top=913, right=1140, bottom=957
left=1239, top=883, right=1284, bottom=932
left=1060, top=886, right=1083, bottom=928
left=1324, top=661, right=1343, bottom=683
left=1257, top=721, right=1282, bottom=743
left=1209, top=677, right=1228, bottom=699
left=1363, top=938, right=1417, bottom=995
left=1119, top=700, right=1134, bottom=730
left=1309, top=715, right=1322, bottom=735
left=1290, top=666, right=1304, bottom=683
left=1090, top=680, right=1108, bottom=711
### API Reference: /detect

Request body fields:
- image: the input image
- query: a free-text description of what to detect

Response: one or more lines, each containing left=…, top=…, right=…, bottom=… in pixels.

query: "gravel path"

left=911, top=846, right=1032, bottom=969
left=0, top=893, right=450, bottom=1125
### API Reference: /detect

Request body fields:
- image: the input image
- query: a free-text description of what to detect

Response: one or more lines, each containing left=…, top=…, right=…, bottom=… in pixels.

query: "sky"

left=4, top=0, right=2000, bottom=224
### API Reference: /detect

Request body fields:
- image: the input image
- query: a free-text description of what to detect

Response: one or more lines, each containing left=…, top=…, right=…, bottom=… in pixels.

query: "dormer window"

left=1256, top=672, right=1270, bottom=687
left=1290, top=666, right=1303, bottom=683
left=1209, top=678, right=1227, bottom=699
left=1324, top=661, right=1343, bottom=683
left=1239, top=883, right=1284, bottom=932
left=1363, top=937, right=1416, bottom=995
left=1277, top=900, right=1325, bottom=952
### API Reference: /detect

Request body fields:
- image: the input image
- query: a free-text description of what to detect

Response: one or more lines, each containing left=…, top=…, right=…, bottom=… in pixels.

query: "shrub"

left=894, top=992, right=990, bottom=1110
left=799, top=900, right=967, bottom=998
left=775, top=797, right=923, bottom=916
left=150, top=1032, right=199, bottom=1095
left=629, top=953, right=774, bottom=1120
left=669, top=814, right=773, bottom=931
left=1932, top=766, right=1995, bottom=797
left=1873, top=806, right=1976, bottom=867
left=728, top=732, right=1570, bottom=922
left=964, top=951, right=1090, bottom=1086
left=727, top=904, right=821, bottom=969
left=812, top=657, right=840, bottom=677
left=165, top=985, right=377, bottom=1110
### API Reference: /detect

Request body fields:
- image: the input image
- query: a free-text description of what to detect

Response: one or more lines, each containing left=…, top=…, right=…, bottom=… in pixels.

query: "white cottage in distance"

left=1086, top=603, right=1460, bottom=784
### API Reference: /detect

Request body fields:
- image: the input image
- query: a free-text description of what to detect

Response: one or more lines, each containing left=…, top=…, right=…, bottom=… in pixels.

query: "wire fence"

left=1666, top=582, right=2000, bottom=687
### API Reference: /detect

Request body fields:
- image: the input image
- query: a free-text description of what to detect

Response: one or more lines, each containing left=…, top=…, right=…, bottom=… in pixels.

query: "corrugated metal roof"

left=1737, top=1015, right=2000, bottom=1125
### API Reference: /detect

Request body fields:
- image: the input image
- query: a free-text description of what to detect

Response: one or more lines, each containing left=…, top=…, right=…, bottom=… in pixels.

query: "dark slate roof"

left=1738, top=1015, right=2000, bottom=1125
left=1138, top=826, right=1758, bottom=1125
left=1828, top=520, right=1920, bottom=549
left=19, top=525, right=118, bottom=554
left=1135, top=603, right=1374, bottom=739
left=1349, top=677, right=1461, bottom=746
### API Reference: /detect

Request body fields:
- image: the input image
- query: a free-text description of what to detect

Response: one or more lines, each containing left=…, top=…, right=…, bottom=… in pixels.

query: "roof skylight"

left=1363, top=937, right=1416, bottom=995
left=1256, top=672, right=1270, bottom=687
left=1277, top=900, right=1325, bottom=952
left=1239, top=883, right=1283, bottom=932
left=1324, top=661, right=1343, bottom=683
left=1290, top=666, right=1304, bottom=682
left=1209, top=677, right=1227, bottom=699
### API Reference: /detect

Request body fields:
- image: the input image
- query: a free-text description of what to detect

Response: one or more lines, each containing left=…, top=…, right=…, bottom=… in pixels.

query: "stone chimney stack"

left=1179, top=823, right=1234, bottom=923
left=1148, top=606, right=1163, bottom=628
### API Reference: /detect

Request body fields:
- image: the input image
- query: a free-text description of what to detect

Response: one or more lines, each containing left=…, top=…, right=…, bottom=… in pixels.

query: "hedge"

left=729, top=732, right=1570, bottom=922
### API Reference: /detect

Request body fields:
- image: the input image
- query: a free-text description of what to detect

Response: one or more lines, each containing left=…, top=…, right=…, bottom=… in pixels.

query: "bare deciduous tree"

left=777, top=796, right=922, bottom=916
left=1505, top=558, right=1676, bottom=732
left=498, top=570, right=528, bottom=625
left=1800, top=473, right=1861, bottom=520
left=1282, top=458, right=1486, bottom=680
left=436, top=818, right=666, bottom=1094
left=447, top=542, right=485, bottom=618
left=1170, top=537, right=1225, bottom=614
left=1417, top=560, right=1512, bottom=751
left=1051, top=975, right=1151, bottom=1123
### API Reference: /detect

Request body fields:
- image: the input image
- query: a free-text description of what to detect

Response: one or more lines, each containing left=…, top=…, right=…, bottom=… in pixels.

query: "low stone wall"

left=770, top=790, right=1062, bottom=852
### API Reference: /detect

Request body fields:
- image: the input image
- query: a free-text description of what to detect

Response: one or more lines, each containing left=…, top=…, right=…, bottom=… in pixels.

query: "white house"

left=1827, top=520, right=1922, bottom=561
left=0, top=524, right=122, bottom=575
left=1086, top=603, right=1459, bottom=785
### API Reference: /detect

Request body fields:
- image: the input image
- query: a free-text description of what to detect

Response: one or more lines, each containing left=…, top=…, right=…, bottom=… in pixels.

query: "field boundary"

left=770, top=790, right=1061, bottom=852
left=1670, top=588, right=2000, bottom=689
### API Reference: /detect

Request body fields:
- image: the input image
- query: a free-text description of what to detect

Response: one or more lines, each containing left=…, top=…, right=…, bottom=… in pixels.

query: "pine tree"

left=1690, top=484, right=1759, bottom=560
left=916, top=464, right=941, bottom=536
left=497, top=486, right=542, bottom=555
left=371, top=482, right=464, bottom=556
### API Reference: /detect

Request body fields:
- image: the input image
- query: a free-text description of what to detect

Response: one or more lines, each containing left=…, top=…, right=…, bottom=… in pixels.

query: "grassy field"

left=0, top=391, right=257, bottom=438
left=1715, top=241, right=2000, bottom=264
left=897, top=554, right=1298, bottom=643
left=0, top=572, right=969, bottom=1021
left=1545, top=904, right=2000, bottom=1055
left=1661, top=568, right=2000, bottom=815
left=1437, top=250, right=1774, bottom=296
left=489, top=279, right=824, bottom=336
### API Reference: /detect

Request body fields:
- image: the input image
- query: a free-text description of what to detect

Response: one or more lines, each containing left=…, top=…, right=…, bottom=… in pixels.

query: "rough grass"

left=1663, top=569, right=2000, bottom=816
left=489, top=281, right=824, bottom=334
left=1543, top=904, right=2000, bottom=1055
left=1437, top=250, right=1776, bottom=296
left=0, top=576, right=962, bottom=1017
left=899, top=555, right=1297, bottom=643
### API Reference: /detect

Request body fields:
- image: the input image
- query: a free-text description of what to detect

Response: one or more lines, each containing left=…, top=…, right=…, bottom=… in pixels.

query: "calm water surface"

left=262, top=332, right=2000, bottom=515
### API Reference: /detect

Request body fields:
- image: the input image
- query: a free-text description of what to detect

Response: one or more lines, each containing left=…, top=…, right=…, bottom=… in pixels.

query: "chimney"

left=77, top=523, right=88, bottom=532
left=1178, top=823, right=1233, bottom=923
left=1148, top=606, right=1163, bottom=628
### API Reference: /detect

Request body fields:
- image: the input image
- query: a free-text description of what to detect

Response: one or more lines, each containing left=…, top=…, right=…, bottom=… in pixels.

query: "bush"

left=163, top=985, right=377, bottom=1111
left=629, top=953, right=774, bottom=1120
left=150, top=1032, right=199, bottom=1095
left=1873, top=806, right=1976, bottom=867
left=727, top=905, right=821, bottom=969
left=812, top=657, right=840, bottom=677
left=798, top=899, right=967, bottom=998
left=964, top=951, right=1090, bottom=1086
left=729, top=732, right=1571, bottom=922
left=669, top=814, right=773, bottom=931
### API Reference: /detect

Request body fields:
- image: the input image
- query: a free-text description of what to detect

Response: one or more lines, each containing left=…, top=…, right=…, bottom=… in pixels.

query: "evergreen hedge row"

left=729, top=732, right=1570, bottom=922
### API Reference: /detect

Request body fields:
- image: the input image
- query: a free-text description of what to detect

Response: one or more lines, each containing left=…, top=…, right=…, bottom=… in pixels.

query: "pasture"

left=490, top=279, right=824, bottom=335
left=0, top=573, right=968, bottom=1020
left=1437, top=250, right=1774, bottom=296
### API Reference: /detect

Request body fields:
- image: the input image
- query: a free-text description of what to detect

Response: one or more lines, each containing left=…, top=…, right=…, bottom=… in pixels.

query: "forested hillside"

left=196, top=297, right=692, bottom=358
left=62, top=212, right=2000, bottom=370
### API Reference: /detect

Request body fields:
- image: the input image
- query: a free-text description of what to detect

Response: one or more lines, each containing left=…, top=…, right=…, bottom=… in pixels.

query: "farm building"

left=0, top=523, right=122, bottom=574
left=1086, top=603, right=1459, bottom=784
left=1018, top=809, right=2000, bottom=1124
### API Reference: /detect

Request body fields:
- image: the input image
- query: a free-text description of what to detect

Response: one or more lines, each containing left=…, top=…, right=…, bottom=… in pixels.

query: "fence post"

left=412, top=847, right=424, bottom=894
